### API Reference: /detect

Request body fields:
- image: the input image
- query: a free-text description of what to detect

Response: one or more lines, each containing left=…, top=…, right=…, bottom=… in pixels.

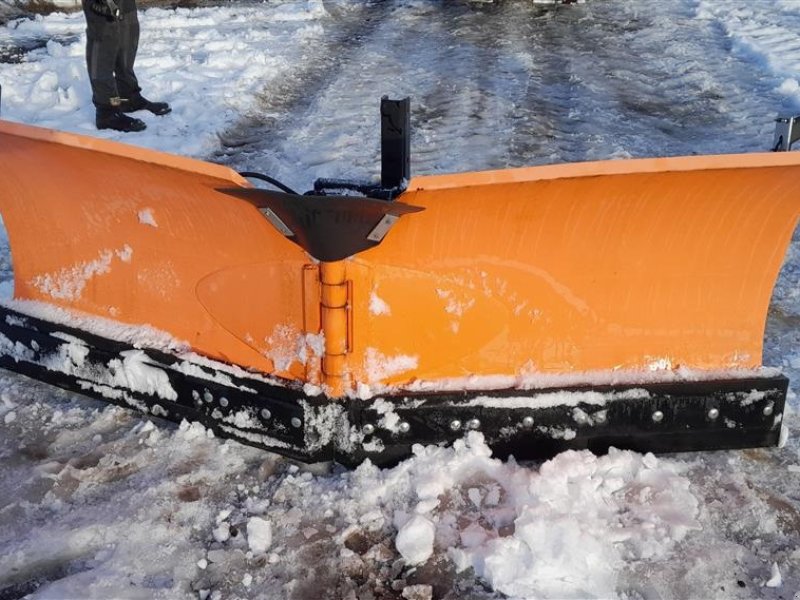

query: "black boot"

left=121, top=95, right=171, bottom=116
left=96, top=106, right=147, bottom=132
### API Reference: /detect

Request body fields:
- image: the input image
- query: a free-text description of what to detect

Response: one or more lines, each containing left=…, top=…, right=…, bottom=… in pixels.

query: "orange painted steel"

left=2, top=119, right=800, bottom=397
left=0, top=120, right=313, bottom=381
left=343, top=160, right=800, bottom=386
left=320, top=261, right=349, bottom=397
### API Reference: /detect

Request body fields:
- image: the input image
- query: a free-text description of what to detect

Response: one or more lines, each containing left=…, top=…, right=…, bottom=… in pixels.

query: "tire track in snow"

left=218, top=1, right=577, bottom=186
left=217, top=0, right=792, bottom=191
left=213, top=0, right=397, bottom=191
left=693, top=0, right=800, bottom=113
left=497, top=0, right=787, bottom=164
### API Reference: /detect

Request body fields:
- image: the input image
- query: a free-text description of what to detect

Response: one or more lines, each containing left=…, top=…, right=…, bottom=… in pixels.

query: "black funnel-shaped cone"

left=219, top=188, right=424, bottom=262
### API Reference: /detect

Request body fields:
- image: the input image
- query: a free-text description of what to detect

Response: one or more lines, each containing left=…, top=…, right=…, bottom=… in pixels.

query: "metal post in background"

left=380, top=96, right=411, bottom=190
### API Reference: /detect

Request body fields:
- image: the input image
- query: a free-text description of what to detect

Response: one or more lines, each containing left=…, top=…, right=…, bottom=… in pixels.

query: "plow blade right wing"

left=339, top=154, right=800, bottom=390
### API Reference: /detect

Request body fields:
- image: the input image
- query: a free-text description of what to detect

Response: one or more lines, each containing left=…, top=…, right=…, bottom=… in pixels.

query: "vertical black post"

left=380, top=96, right=410, bottom=190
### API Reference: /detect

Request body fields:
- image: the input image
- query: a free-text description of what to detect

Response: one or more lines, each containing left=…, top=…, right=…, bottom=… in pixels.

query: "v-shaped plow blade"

left=0, top=117, right=796, bottom=465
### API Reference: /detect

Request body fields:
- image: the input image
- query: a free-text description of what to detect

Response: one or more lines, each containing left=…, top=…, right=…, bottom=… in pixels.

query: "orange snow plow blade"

left=346, top=156, right=800, bottom=387
left=0, top=113, right=796, bottom=465
left=0, top=119, right=317, bottom=382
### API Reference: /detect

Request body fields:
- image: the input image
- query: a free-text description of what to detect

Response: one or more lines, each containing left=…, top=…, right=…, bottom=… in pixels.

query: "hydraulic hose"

left=238, top=171, right=299, bottom=195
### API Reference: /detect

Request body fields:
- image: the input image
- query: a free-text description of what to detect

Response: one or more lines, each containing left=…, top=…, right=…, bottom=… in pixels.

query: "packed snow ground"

left=2, top=0, right=800, bottom=599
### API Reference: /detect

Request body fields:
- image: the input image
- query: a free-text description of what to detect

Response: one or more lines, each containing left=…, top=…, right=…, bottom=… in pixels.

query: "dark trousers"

left=83, top=5, right=141, bottom=108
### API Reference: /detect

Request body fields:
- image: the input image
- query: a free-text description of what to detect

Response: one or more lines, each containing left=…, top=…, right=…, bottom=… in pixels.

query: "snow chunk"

left=364, top=348, right=418, bottom=383
left=247, top=517, right=272, bottom=554
left=138, top=208, right=159, bottom=228
left=402, top=584, right=433, bottom=600
left=107, top=350, right=178, bottom=401
left=30, top=245, right=132, bottom=301
left=778, top=423, right=789, bottom=448
left=369, top=291, right=391, bottom=316
left=212, top=522, right=230, bottom=543
left=264, top=324, right=324, bottom=371
left=777, top=78, right=800, bottom=96
left=447, top=444, right=699, bottom=598
left=396, top=515, right=435, bottom=565
left=115, top=245, right=133, bottom=263
left=371, top=398, right=401, bottom=433
left=648, top=357, right=673, bottom=371
left=766, top=562, right=782, bottom=588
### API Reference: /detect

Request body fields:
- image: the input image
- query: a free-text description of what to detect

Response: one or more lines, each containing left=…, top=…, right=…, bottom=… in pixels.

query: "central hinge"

left=320, top=261, right=352, bottom=397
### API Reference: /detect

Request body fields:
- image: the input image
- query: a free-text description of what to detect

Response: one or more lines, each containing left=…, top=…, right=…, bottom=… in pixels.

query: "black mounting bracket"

left=313, top=96, right=412, bottom=200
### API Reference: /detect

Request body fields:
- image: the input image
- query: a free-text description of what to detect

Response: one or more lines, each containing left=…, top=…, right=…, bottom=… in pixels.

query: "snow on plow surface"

left=1, top=0, right=800, bottom=598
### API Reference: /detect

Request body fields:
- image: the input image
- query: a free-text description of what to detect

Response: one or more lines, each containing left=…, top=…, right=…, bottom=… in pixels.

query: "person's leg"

left=84, top=4, right=120, bottom=109
left=82, top=2, right=145, bottom=131
left=117, top=9, right=171, bottom=116
left=114, top=9, right=140, bottom=100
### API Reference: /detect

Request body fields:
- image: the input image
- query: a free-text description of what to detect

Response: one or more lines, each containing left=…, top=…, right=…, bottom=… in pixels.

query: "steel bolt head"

left=652, top=410, right=664, bottom=423
left=291, top=417, right=302, bottom=428
left=763, top=404, right=774, bottom=416
left=467, top=418, right=481, bottom=430
left=219, top=397, right=229, bottom=408
left=449, top=419, right=462, bottom=431
left=363, top=423, right=375, bottom=436
left=398, top=421, right=411, bottom=433
left=522, top=416, right=535, bottom=428
left=261, top=408, right=272, bottom=420
left=707, top=408, right=720, bottom=420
